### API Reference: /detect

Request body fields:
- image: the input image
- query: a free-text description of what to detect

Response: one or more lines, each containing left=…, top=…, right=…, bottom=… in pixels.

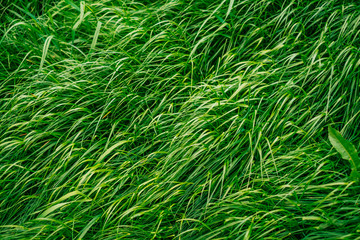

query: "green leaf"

left=328, top=126, right=360, bottom=180
left=350, top=170, right=360, bottom=182
left=98, top=140, right=129, bottom=162
left=77, top=215, right=101, bottom=240
left=90, top=21, right=102, bottom=52
left=39, top=202, right=70, bottom=218
left=65, top=0, right=80, bottom=11
left=226, top=0, right=234, bottom=19
left=39, top=35, right=54, bottom=71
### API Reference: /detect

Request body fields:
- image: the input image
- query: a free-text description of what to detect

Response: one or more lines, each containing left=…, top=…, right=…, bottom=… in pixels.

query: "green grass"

left=1, top=0, right=360, bottom=239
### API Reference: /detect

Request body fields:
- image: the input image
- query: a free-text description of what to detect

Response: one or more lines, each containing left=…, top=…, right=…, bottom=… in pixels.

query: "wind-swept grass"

left=0, top=0, right=360, bottom=239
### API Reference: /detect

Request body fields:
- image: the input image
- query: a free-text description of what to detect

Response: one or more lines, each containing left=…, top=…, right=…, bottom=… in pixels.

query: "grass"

left=0, top=0, right=360, bottom=239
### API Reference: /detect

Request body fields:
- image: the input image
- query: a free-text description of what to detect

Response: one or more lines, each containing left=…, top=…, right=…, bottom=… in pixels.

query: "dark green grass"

left=1, top=0, right=360, bottom=239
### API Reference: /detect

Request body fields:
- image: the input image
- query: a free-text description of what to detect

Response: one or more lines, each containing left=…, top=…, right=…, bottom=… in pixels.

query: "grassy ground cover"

left=1, top=0, right=360, bottom=239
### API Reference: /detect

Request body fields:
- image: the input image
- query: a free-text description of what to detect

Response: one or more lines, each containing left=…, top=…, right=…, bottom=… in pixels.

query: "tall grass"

left=1, top=0, right=360, bottom=239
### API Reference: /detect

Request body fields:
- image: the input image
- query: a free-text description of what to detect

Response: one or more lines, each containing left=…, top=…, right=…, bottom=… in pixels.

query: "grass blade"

left=226, top=0, right=234, bottom=19
left=90, top=21, right=102, bottom=53
left=39, top=35, right=53, bottom=71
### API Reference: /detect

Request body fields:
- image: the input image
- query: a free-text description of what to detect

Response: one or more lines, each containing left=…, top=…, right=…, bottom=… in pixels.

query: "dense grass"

left=1, top=0, right=360, bottom=239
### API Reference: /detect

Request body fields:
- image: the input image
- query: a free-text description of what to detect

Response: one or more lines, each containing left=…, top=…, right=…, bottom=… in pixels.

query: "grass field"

left=1, top=0, right=360, bottom=239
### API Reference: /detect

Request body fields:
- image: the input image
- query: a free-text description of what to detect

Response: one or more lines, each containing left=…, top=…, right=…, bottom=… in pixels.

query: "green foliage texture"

left=1, top=0, right=360, bottom=239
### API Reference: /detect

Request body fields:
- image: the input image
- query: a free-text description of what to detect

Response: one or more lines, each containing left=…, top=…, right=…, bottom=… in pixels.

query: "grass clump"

left=1, top=0, right=360, bottom=239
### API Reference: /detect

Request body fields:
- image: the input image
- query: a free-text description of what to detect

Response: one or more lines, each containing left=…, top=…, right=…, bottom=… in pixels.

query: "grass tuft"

left=0, top=0, right=360, bottom=239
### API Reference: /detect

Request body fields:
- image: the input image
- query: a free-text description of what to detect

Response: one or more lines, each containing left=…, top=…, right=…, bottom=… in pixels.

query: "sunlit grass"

left=1, top=0, right=360, bottom=239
